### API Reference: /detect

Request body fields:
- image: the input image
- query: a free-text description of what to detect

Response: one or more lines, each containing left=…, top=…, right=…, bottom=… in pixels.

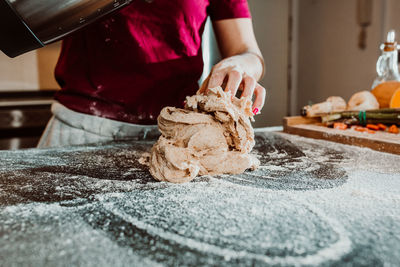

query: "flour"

left=0, top=132, right=399, bottom=266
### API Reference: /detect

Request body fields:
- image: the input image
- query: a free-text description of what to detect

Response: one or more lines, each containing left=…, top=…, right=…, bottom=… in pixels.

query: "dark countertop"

left=1, top=131, right=400, bottom=266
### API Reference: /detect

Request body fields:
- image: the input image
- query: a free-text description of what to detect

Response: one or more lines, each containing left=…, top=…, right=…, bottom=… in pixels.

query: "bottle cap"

left=382, top=30, right=398, bottom=52
left=387, top=30, right=395, bottom=43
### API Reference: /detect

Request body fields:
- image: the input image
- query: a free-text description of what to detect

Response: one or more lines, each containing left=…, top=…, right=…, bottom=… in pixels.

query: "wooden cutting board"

left=283, top=116, right=400, bottom=155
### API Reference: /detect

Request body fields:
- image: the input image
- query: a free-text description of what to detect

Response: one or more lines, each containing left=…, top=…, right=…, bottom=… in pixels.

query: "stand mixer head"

left=0, top=0, right=133, bottom=57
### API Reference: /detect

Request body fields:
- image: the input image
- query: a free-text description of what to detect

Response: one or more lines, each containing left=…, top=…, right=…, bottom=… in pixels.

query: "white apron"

left=37, top=102, right=159, bottom=148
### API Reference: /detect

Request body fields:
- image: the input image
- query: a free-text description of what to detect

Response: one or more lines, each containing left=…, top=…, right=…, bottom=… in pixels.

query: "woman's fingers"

left=240, top=75, right=256, bottom=99
left=252, top=84, right=266, bottom=114
left=208, top=68, right=244, bottom=98
left=198, top=76, right=210, bottom=94
left=225, top=69, right=242, bottom=97
left=208, top=71, right=226, bottom=89
left=200, top=68, right=266, bottom=116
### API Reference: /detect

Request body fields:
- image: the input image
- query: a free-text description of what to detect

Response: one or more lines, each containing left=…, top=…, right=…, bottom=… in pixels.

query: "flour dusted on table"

left=141, top=87, right=259, bottom=183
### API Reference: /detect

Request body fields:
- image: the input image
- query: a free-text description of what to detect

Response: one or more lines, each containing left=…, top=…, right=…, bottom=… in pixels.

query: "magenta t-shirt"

left=54, top=0, right=251, bottom=124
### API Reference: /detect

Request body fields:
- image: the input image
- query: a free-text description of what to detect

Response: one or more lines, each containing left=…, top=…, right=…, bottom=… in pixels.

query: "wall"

left=0, top=51, right=39, bottom=91
left=36, top=42, right=62, bottom=90
left=249, top=0, right=290, bottom=127
left=383, top=0, right=400, bottom=36
left=0, top=42, right=61, bottom=91
left=296, top=0, right=385, bottom=111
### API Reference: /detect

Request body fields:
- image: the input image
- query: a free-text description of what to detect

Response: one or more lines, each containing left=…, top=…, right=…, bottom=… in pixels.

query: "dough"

left=142, top=87, right=260, bottom=183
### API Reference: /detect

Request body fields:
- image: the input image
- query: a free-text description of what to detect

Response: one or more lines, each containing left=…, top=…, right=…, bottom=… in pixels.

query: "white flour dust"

left=0, top=132, right=399, bottom=266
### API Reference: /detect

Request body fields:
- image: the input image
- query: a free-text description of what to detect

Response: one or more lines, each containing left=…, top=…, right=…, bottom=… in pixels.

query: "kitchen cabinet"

left=0, top=91, right=54, bottom=149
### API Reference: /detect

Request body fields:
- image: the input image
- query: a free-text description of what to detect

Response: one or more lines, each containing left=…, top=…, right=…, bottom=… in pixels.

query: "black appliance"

left=0, top=0, right=132, bottom=57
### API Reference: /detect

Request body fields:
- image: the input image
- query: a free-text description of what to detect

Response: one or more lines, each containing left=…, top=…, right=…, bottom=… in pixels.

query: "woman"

left=38, top=0, right=265, bottom=148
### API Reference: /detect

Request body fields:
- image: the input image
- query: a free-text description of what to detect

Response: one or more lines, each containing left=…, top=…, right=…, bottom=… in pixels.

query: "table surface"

left=1, top=131, right=399, bottom=266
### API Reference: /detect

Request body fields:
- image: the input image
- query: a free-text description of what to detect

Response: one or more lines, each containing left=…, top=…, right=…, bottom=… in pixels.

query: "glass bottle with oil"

left=371, top=30, right=400, bottom=108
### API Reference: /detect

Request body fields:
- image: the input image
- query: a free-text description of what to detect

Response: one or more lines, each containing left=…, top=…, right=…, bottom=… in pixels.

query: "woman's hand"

left=199, top=53, right=266, bottom=115
left=198, top=18, right=266, bottom=115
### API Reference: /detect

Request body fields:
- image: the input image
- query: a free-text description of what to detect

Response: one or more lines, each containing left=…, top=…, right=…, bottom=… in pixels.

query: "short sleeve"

left=208, top=0, right=251, bottom=21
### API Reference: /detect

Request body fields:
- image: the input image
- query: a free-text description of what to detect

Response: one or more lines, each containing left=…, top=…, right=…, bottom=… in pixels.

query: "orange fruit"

left=389, top=88, right=400, bottom=108
left=371, top=81, right=400, bottom=108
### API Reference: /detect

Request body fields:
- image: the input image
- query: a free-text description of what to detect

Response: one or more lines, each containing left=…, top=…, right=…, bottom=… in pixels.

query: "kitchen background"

left=0, top=0, right=400, bottom=149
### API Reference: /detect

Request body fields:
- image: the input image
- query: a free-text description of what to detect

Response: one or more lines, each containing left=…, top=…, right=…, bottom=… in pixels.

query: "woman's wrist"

left=243, top=51, right=265, bottom=81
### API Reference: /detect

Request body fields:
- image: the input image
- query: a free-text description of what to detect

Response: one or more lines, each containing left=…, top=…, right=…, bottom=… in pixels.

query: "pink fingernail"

left=252, top=108, right=259, bottom=115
